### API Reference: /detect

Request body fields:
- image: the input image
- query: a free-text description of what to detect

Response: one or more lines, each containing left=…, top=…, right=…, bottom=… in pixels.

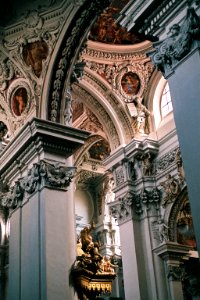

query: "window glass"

left=161, top=83, right=173, bottom=117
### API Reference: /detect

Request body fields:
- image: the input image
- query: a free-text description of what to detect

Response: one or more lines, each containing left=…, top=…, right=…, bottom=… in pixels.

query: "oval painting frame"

left=121, top=72, right=140, bottom=96
left=11, top=87, right=28, bottom=116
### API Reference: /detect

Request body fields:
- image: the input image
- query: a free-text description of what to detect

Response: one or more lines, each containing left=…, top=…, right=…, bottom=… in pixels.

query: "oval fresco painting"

left=121, top=72, right=140, bottom=96
left=12, top=87, right=28, bottom=116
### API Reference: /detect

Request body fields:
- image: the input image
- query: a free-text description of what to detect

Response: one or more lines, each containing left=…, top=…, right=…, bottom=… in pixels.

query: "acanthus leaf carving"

left=167, top=265, right=185, bottom=282
left=148, top=7, right=200, bottom=78
left=0, top=160, right=76, bottom=209
left=110, top=191, right=134, bottom=224
left=41, top=161, right=76, bottom=188
left=1, top=180, right=24, bottom=209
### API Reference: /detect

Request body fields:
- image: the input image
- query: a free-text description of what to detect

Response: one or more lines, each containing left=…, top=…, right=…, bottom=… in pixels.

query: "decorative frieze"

left=155, top=147, right=179, bottom=175
left=1, top=160, right=75, bottom=209
left=115, top=167, right=125, bottom=186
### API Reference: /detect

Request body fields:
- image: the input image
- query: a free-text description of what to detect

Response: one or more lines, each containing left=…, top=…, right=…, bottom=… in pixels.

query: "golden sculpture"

left=70, top=224, right=116, bottom=300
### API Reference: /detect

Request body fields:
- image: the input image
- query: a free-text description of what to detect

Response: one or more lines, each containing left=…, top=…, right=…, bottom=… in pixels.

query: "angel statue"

left=128, top=98, right=151, bottom=135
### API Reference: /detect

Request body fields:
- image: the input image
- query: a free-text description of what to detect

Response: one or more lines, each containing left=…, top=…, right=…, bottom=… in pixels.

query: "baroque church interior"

left=0, top=0, right=200, bottom=299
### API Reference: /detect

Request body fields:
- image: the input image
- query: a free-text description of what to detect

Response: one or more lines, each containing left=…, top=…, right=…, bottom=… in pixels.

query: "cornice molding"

left=83, top=40, right=153, bottom=61
left=0, top=117, right=90, bottom=183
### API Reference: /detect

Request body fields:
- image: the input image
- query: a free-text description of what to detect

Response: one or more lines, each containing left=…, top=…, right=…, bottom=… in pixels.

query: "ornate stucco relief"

left=72, top=84, right=120, bottom=150
left=0, top=160, right=76, bottom=209
left=80, top=41, right=155, bottom=138
left=80, top=71, right=133, bottom=142
left=148, top=6, right=200, bottom=78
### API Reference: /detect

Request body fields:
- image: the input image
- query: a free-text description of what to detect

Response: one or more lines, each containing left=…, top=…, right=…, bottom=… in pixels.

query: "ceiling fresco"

left=89, top=0, right=145, bottom=45
left=88, top=140, right=111, bottom=161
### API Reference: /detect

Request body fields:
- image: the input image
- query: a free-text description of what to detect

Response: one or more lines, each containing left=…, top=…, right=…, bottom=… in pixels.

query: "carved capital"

left=1, top=180, right=24, bottom=209
left=135, top=188, right=161, bottom=215
left=148, top=7, right=200, bottom=77
left=167, top=265, right=185, bottom=281
left=110, top=191, right=134, bottom=224
left=33, top=160, right=76, bottom=189
left=1, top=160, right=76, bottom=209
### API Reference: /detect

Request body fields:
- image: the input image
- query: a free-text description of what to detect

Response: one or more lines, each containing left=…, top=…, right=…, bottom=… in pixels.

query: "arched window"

left=161, top=83, right=173, bottom=118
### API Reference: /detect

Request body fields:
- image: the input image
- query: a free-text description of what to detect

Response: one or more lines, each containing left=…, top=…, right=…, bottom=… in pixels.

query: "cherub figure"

left=101, top=256, right=116, bottom=273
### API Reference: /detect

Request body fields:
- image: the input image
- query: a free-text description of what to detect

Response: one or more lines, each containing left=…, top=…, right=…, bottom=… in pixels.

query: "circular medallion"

left=121, top=72, right=140, bottom=96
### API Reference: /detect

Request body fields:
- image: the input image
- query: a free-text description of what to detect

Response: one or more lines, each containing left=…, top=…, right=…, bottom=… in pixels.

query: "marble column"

left=110, top=195, right=142, bottom=300
left=104, top=138, right=159, bottom=300
left=148, top=6, right=200, bottom=253
left=0, top=118, right=90, bottom=300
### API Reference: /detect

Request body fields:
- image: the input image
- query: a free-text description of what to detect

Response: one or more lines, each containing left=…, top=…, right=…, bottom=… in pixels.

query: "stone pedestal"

left=0, top=118, right=90, bottom=300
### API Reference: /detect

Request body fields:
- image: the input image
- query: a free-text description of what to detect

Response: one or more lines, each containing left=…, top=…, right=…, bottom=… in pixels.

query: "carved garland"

left=0, top=160, right=76, bottom=209
left=49, top=0, right=111, bottom=122
left=155, top=146, right=179, bottom=176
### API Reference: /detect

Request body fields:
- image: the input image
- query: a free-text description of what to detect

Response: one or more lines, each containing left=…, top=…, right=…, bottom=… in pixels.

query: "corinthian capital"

left=148, top=7, right=200, bottom=77
left=110, top=191, right=135, bottom=224
left=0, top=160, right=76, bottom=209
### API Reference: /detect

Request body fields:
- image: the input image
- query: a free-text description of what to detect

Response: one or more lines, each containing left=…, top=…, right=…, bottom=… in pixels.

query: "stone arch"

left=73, top=79, right=134, bottom=150
left=41, top=0, right=110, bottom=122
left=74, top=134, right=110, bottom=167
left=167, top=187, right=197, bottom=249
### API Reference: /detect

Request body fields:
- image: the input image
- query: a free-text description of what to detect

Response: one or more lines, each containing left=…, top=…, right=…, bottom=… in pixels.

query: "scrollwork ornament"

left=0, top=161, right=76, bottom=209
left=49, top=0, right=111, bottom=122
left=148, top=7, right=200, bottom=77
left=0, top=56, right=15, bottom=91
left=110, top=191, right=134, bottom=223
left=42, top=162, right=76, bottom=188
